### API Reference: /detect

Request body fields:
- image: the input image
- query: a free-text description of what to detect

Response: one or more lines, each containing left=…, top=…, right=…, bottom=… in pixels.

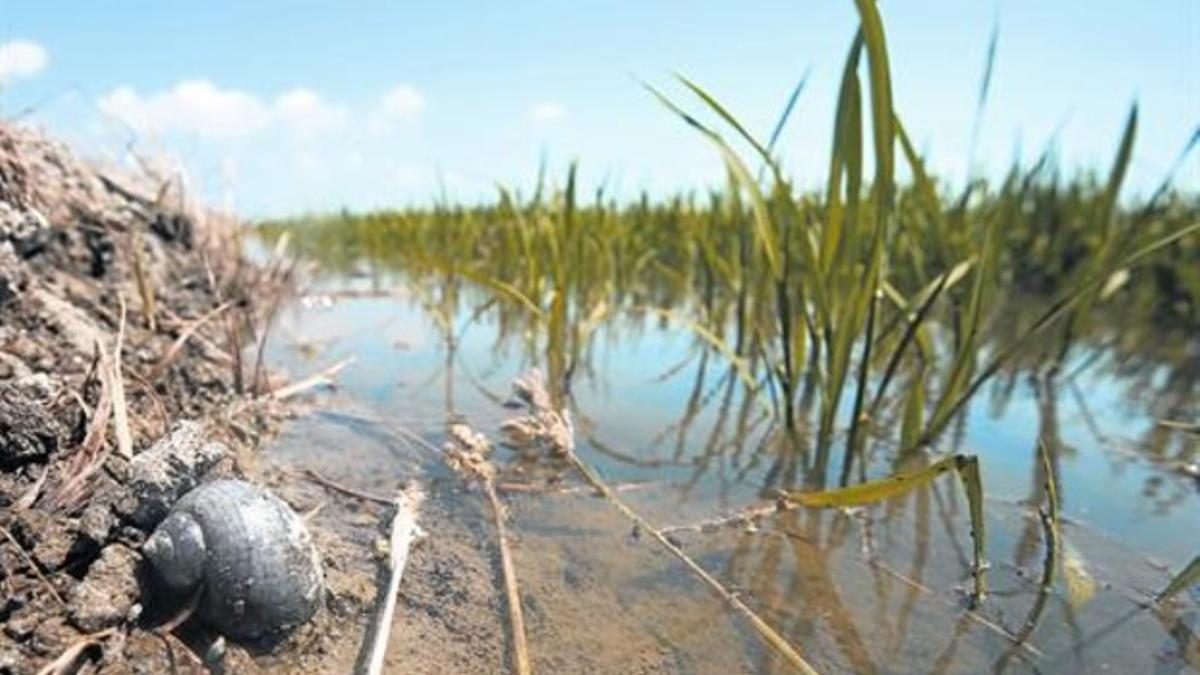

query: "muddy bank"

left=0, top=121, right=382, bottom=673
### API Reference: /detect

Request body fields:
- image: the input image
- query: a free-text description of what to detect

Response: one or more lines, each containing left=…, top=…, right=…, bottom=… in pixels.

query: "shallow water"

left=265, top=271, right=1199, bottom=674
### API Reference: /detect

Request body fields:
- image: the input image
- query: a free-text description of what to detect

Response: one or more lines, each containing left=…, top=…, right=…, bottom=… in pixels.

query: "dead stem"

left=505, top=370, right=818, bottom=675
left=148, top=300, right=232, bottom=381
left=13, top=464, right=50, bottom=511
left=658, top=500, right=792, bottom=536
left=109, top=296, right=133, bottom=460
left=291, top=468, right=394, bottom=506
left=0, top=526, right=66, bottom=607
left=485, top=479, right=531, bottom=675
left=267, top=357, right=355, bottom=401
left=49, top=341, right=115, bottom=510
left=34, top=628, right=117, bottom=675
left=443, top=422, right=533, bottom=675
left=496, top=480, right=661, bottom=496
left=363, top=486, right=424, bottom=675
left=565, top=452, right=818, bottom=674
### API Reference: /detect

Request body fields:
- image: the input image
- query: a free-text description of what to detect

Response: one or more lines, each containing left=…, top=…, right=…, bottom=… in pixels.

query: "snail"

left=142, top=479, right=324, bottom=640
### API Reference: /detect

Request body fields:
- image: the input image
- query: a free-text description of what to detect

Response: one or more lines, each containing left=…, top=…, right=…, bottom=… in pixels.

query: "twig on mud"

left=290, top=468, right=394, bottom=507
left=147, top=301, right=232, bottom=381
left=505, top=369, right=819, bottom=675
left=268, top=357, right=355, bottom=401
left=34, top=627, right=117, bottom=675
left=0, top=526, right=66, bottom=608
left=442, top=423, right=533, bottom=675
left=363, top=486, right=424, bottom=675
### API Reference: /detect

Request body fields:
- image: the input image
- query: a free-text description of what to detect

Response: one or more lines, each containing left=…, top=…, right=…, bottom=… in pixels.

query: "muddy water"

left=262, top=276, right=1199, bottom=674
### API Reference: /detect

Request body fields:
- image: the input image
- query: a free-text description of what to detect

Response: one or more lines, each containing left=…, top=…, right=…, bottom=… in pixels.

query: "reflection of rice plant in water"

left=258, top=0, right=1200, bottom=666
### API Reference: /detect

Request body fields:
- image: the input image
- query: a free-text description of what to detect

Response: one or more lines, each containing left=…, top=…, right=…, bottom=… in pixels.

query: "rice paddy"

left=256, top=4, right=1199, bottom=672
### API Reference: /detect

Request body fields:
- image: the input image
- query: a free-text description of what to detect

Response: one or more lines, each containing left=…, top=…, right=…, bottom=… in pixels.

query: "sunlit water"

left=265, top=271, right=1199, bottom=674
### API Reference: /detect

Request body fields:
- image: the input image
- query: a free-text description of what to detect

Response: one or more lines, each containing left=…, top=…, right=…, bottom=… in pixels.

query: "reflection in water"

left=259, top=189, right=1199, bottom=672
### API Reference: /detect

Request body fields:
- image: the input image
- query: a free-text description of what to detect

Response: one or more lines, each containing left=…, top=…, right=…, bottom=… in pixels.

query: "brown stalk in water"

left=505, top=369, right=818, bottom=675
left=442, top=422, right=532, bottom=675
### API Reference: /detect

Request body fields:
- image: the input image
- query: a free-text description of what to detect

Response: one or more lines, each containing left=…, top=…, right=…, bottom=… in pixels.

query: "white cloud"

left=530, top=102, right=566, bottom=123
left=99, top=80, right=269, bottom=138
left=378, top=84, right=425, bottom=120
left=0, top=40, right=49, bottom=84
left=97, top=81, right=349, bottom=139
left=274, top=88, right=349, bottom=134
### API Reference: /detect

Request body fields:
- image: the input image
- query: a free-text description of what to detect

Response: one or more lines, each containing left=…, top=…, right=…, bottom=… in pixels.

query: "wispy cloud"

left=0, top=40, right=48, bottom=84
left=97, top=81, right=350, bottom=139
left=530, top=102, right=566, bottom=123
left=378, top=84, right=425, bottom=120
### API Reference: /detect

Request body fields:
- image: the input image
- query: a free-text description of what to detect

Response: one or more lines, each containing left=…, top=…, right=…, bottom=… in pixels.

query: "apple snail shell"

left=142, top=479, right=324, bottom=640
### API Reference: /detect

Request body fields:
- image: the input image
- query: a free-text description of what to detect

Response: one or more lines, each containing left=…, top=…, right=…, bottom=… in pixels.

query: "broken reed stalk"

left=443, top=423, right=532, bottom=675
left=484, top=478, right=531, bottom=675
left=505, top=370, right=817, bottom=674
left=364, top=486, right=424, bottom=675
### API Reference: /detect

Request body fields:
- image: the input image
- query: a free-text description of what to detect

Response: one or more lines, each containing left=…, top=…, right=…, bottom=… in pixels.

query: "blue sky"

left=1, top=1, right=1196, bottom=217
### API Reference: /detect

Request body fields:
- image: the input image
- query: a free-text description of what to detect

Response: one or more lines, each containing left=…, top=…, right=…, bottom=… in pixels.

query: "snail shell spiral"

left=143, top=479, right=324, bottom=640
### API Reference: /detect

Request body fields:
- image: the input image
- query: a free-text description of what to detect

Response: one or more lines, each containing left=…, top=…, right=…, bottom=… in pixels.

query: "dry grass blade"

left=293, top=468, right=395, bottom=506
left=268, top=356, right=355, bottom=401
left=34, top=628, right=117, bottom=675
left=13, top=464, right=50, bottom=511
left=0, top=526, right=66, bottom=608
left=109, top=297, right=133, bottom=460
left=50, top=343, right=115, bottom=510
left=364, top=486, right=425, bottom=675
left=1157, top=419, right=1200, bottom=434
left=129, top=227, right=157, bottom=331
left=148, top=301, right=233, bottom=381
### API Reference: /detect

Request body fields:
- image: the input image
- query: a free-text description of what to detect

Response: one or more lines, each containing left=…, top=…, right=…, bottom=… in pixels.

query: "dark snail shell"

left=142, top=479, right=324, bottom=640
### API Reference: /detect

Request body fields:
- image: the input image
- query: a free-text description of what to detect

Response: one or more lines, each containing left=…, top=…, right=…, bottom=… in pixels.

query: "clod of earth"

left=124, top=420, right=227, bottom=528
left=67, top=543, right=141, bottom=632
left=143, top=478, right=325, bottom=641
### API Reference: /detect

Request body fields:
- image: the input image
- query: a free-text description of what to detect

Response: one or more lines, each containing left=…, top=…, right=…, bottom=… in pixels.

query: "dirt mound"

left=0, top=121, right=319, bottom=674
